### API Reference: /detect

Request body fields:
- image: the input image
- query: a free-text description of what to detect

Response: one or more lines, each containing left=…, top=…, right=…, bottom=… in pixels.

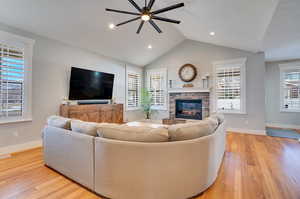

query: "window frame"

left=279, top=63, right=300, bottom=113
left=126, top=70, right=142, bottom=111
left=213, top=58, right=247, bottom=114
left=0, top=30, right=35, bottom=124
left=146, top=68, right=168, bottom=111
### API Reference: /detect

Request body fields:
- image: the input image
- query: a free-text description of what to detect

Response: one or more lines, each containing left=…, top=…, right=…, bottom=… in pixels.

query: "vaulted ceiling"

left=263, top=0, right=300, bottom=61
left=0, top=0, right=298, bottom=66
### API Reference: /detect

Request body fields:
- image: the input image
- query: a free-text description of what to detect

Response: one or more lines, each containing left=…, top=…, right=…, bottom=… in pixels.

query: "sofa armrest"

left=43, top=126, right=94, bottom=190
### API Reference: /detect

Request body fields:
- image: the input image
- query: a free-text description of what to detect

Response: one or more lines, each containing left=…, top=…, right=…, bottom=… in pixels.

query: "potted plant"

left=141, top=88, right=153, bottom=119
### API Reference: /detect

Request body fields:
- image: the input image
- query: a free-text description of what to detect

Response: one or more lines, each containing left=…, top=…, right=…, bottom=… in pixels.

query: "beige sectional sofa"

left=43, top=115, right=226, bottom=199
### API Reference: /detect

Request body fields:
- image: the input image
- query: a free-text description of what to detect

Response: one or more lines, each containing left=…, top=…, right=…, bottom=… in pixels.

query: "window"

left=126, top=71, right=141, bottom=110
left=0, top=31, right=34, bottom=123
left=213, top=58, right=246, bottom=114
left=146, top=68, right=167, bottom=110
left=280, top=63, right=300, bottom=112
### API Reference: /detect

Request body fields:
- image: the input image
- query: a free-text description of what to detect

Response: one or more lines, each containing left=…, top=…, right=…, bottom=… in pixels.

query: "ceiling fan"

left=106, top=0, right=184, bottom=34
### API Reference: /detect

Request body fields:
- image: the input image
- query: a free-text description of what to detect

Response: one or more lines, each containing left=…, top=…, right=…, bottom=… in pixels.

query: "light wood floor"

left=1, top=133, right=300, bottom=199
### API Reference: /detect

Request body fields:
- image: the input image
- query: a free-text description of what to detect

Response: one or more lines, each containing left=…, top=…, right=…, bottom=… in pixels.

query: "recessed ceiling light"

left=148, top=45, right=153, bottom=49
left=210, top=32, right=215, bottom=36
left=109, top=23, right=116, bottom=30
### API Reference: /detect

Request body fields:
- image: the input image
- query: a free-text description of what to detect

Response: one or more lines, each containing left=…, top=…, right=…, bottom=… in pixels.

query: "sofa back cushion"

left=71, top=120, right=99, bottom=136
left=168, top=119, right=217, bottom=141
left=205, top=117, right=219, bottom=131
left=47, top=116, right=71, bottom=130
left=97, top=125, right=169, bottom=142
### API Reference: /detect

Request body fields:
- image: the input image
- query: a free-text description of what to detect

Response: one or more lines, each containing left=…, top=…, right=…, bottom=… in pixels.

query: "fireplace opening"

left=175, top=99, right=202, bottom=120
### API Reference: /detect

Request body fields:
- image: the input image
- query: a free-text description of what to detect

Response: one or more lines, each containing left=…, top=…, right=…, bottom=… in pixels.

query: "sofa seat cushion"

left=47, top=116, right=71, bottom=130
left=168, top=119, right=216, bottom=141
left=97, top=125, right=169, bottom=142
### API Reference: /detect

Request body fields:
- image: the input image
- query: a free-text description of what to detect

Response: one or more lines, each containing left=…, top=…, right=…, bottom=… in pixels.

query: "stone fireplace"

left=169, top=91, right=209, bottom=120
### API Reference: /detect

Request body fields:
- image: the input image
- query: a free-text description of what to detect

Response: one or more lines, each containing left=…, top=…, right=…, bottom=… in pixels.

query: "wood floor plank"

left=0, top=132, right=299, bottom=199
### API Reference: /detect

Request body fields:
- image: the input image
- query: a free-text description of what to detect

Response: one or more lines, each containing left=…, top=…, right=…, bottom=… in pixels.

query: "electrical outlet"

left=245, top=120, right=249, bottom=125
left=13, top=131, right=19, bottom=137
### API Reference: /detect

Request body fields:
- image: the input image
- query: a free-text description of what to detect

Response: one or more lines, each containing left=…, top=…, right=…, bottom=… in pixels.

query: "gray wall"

left=145, top=40, right=266, bottom=132
left=265, top=60, right=300, bottom=127
left=0, top=23, right=143, bottom=148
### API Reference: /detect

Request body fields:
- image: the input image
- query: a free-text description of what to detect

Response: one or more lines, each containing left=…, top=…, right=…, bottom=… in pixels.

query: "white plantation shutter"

left=0, top=30, right=34, bottom=123
left=214, top=58, right=246, bottom=113
left=280, top=65, right=300, bottom=112
left=147, top=68, right=167, bottom=110
left=0, top=44, right=25, bottom=118
left=216, top=66, right=241, bottom=111
left=127, top=72, right=141, bottom=109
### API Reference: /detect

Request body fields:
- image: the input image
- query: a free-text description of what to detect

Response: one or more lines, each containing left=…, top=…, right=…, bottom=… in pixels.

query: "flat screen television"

left=69, top=67, right=115, bottom=100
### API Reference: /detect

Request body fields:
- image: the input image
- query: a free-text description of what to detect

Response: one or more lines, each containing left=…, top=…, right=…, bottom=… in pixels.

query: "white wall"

left=145, top=40, right=266, bottom=133
left=0, top=23, right=142, bottom=148
left=265, top=60, right=300, bottom=128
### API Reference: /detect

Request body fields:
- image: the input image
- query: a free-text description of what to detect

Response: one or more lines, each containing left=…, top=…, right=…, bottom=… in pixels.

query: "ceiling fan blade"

left=152, top=16, right=181, bottom=24
left=116, top=17, right=140, bottom=27
left=128, top=0, right=142, bottom=12
left=106, top=8, right=140, bottom=16
left=136, top=21, right=145, bottom=34
left=149, top=20, right=162, bottom=33
left=148, top=0, right=155, bottom=10
left=151, top=3, right=184, bottom=15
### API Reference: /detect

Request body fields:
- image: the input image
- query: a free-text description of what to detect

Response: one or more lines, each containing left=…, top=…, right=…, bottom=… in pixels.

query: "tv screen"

left=69, top=67, right=114, bottom=100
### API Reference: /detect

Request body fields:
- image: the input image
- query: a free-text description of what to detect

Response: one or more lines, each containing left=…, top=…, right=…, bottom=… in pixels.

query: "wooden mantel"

left=168, top=88, right=211, bottom=94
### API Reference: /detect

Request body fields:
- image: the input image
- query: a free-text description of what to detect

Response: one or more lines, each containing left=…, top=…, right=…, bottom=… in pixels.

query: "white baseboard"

left=0, top=139, right=42, bottom=156
left=266, top=123, right=300, bottom=130
left=227, top=128, right=266, bottom=135
left=0, top=154, right=11, bottom=160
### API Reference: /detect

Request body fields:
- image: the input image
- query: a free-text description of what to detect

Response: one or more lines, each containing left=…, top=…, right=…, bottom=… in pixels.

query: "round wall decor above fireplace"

left=178, top=64, right=197, bottom=82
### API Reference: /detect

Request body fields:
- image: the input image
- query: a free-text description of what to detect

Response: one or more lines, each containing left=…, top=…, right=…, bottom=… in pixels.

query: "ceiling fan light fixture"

left=106, top=0, right=184, bottom=34
left=109, top=23, right=116, bottom=29
left=141, top=14, right=151, bottom=21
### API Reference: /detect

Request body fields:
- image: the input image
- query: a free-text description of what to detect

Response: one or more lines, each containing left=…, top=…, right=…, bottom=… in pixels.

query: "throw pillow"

left=47, top=115, right=71, bottom=130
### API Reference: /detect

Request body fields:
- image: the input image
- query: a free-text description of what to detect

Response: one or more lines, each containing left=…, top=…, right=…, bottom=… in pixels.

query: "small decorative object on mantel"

left=202, top=73, right=210, bottom=89
left=183, top=83, right=194, bottom=88
left=206, top=73, right=210, bottom=88
left=178, top=64, right=197, bottom=82
left=169, top=80, right=173, bottom=89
